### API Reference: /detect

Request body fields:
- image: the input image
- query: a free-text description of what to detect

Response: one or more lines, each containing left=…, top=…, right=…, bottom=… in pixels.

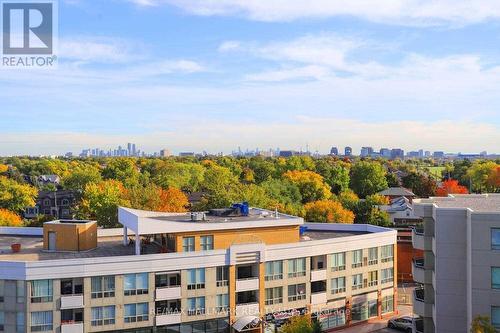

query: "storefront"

left=264, top=308, right=307, bottom=333
left=350, top=292, right=379, bottom=324
left=313, top=299, right=346, bottom=331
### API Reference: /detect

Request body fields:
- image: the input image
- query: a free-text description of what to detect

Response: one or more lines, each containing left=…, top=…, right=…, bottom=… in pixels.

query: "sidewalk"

left=334, top=305, right=413, bottom=333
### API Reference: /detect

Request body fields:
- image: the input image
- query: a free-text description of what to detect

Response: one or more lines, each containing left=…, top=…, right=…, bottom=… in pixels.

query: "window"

left=368, top=247, right=378, bottom=265
left=331, top=277, right=346, bottom=294
left=492, top=267, right=500, bottom=289
left=368, top=271, right=378, bottom=287
left=200, top=235, right=214, bottom=251
left=30, top=280, right=52, bottom=303
left=287, top=284, right=306, bottom=302
left=381, top=268, right=394, bottom=284
left=368, top=299, right=378, bottom=317
left=492, top=306, right=500, bottom=329
left=155, top=272, right=180, bottom=288
left=492, top=229, right=500, bottom=250
left=352, top=274, right=363, bottom=290
left=216, top=266, right=228, bottom=287
left=352, top=250, right=363, bottom=268
left=265, top=287, right=283, bottom=305
left=216, top=294, right=229, bottom=312
left=381, top=245, right=394, bottom=262
left=187, top=268, right=205, bottom=289
left=61, top=199, right=69, bottom=206
left=331, top=252, right=346, bottom=271
left=124, top=303, right=149, bottom=323
left=183, top=236, right=195, bottom=252
left=16, top=312, right=24, bottom=333
left=91, top=276, right=115, bottom=298
left=91, top=306, right=115, bottom=326
left=382, top=295, right=394, bottom=314
left=124, top=273, right=148, bottom=296
left=0, top=311, right=4, bottom=331
left=187, top=297, right=205, bottom=316
left=319, top=307, right=345, bottom=330
left=288, top=258, right=306, bottom=278
left=30, top=311, right=52, bottom=332
left=265, top=261, right=283, bottom=281
left=351, top=302, right=368, bottom=323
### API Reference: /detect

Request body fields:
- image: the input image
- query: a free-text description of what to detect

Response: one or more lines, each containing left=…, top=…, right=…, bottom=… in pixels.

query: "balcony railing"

left=310, top=292, right=327, bottom=305
left=310, top=269, right=327, bottom=282
left=412, top=228, right=425, bottom=250
left=61, top=322, right=83, bottom=333
left=156, top=313, right=181, bottom=326
left=412, top=259, right=425, bottom=284
left=235, top=302, right=260, bottom=318
left=60, top=295, right=84, bottom=309
left=155, top=286, right=181, bottom=300
left=413, top=288, right=432, bottom=317
left=236, top=277, right=259, bottom=292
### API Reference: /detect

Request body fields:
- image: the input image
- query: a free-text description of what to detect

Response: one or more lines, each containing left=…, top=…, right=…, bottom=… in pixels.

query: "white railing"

left=311, top=292, right=327, bottom=305
left=156, top=313, right=181, bottom=326
left=236, top=277, right=259, bottom=292
left=61, top=322, right=83, bottom=333
left=235, top=302, right=260, bottom=318
left=310, top=269, right=327, bottom=282
left=155, top=286, right=181, bottom=300
left=60, top=295, right=84, bottom=309
left=412, top=228, right=425, bottom=250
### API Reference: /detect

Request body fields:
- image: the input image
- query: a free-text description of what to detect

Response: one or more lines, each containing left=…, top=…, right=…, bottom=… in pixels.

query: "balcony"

left=412, top=258, right=425, bottom=284
left=236, top=278, right=259, bottom=292
left=61, top=322, right=83, bottom=333
left=310, top=269, right=327, bottom=282
left=412, top=228, right=425, bottom=250
left=60, top=295, right=84, bottom=309
left=156, top=313, right=181, bottom=326
left=235, top=302, right=260, bottom=318
left=155, top=286, right=181, bottom=300
left=310, top=292, right=327, bottom=305
left=413, top=288, right=432, bottom=317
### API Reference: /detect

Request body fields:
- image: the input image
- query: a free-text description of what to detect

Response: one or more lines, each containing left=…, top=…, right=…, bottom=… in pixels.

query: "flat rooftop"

left=300, top=230, right=369, bottom=241
left=145, top=208, right=292, bottom=223
left=415, top=194, right=500, bottom=212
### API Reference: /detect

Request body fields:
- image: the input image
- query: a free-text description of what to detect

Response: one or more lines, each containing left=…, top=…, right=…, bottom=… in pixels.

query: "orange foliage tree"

left=487, top=166, right=500, bottom=190
left=436, top=179, right=469, bottom=197
left=304, top=200, right=354, bottom=223
left=0, top=208, right=23, bottom=226
left=155, top=187, right=189, bottom=212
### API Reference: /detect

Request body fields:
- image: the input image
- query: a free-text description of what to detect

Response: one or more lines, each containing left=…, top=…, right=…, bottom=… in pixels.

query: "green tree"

left=354, top=194, right=390, bottom=225
left=248, top=157, right=276, bottom=183
left=0, top=176, right=38, bottom=213
left=467, top=161, right=498, bottom=193
left=315, top=159, right=350, bottom=194
left=385, top=172, right=400, bottom=187
left=79, top=180, right=130, bottom=228
left=61, top=163, right=102, bottom=194
left=283, top=170, right=331, bottom=203
left=282, top=316, right=313, bottom=333
left=349, top=161, right=388, bottom=198
left=338, top=190, right=360, bottom=211
left=470, top=315, right=496, bottom=333
left=402, top=172, right=437, bottom=197
left=102, top=158, right=141, bottom=187
left=153, top=162, right=205, bottom=192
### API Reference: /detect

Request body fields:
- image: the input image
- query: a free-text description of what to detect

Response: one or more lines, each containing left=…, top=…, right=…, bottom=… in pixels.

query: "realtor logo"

left=1, top=1, right=57, bottom=68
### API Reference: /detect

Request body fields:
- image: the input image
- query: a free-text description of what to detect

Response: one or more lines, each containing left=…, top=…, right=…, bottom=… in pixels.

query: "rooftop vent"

left=190, top=212, right=206, bottom=221
left=209, top=202, right=250, bottom=217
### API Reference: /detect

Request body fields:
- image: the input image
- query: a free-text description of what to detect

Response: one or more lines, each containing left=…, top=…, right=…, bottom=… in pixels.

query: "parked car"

left=388, top=316, right=414, bottom=332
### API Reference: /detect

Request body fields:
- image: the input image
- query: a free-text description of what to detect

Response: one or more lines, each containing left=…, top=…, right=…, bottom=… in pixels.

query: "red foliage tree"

left=436, top=179, right=468, bottom=197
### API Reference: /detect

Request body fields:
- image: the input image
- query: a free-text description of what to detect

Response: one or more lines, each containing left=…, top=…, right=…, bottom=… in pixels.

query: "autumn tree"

left=337, top=190, right=360, bottom=212
left=79, top=180, right=130, bottom=228
left=0, top=164, right=8, bottom=174
left=127, top=185, right=188, bottom=212
left=283, top=170, right=331, bottom=203
left=0, top=208, right=23, bottom=226
left=436, top=179, right=469, bottom=196
left=349, top=161, right=388, bottom=198
left=61, top=163, right=102, bottom=194
left=468, top=161, right=499, bottom=193
left=0, top=176, right=38, bottom=213
left=354, top=194, right=390, bottom=225
left=470, top=315, right=496, bottom=333
left=402, top=172, right=437, bottom=197
left=281, top=315, right=314, bottom=333
left=304, top=200, right=354, bottom=223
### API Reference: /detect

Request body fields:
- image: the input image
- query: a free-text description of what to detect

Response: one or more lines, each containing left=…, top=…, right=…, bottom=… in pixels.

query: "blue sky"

left=1, top=0, right=500, bottom=155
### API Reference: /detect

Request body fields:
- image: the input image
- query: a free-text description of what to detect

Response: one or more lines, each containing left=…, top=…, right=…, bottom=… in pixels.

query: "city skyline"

left=1, top=1, right=500, bottom=155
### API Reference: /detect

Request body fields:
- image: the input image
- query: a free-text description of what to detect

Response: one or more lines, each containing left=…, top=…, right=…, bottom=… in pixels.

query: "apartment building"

left=412, top=194, right=500, bottom=333
left=0, top=204, right=397, bottom=333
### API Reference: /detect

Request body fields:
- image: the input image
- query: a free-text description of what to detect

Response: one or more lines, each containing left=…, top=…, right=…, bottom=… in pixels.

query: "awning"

left=233, top=316, right=261, bottom=332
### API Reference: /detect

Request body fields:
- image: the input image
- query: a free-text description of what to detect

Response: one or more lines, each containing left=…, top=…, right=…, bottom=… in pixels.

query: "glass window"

left=91, top=306, right=115, bottom=326
left=187, top=297, right=205, bottom=316
left=381, top=268, right=394, bottom=284
left=368, top=247, right=378, bottom=265
left=492, top=267, right=500, bottom=289
left=331, top=277, right=346, bottom=294
left=382, top=295, right=394, bottom=314
left=91, top=276, right=115, bottom=298
left=287, top=283, right=306, bottom=302
left=381, top=245, right=394, bottom=262
left=16, top=281, right=25, bottom=303
left=183, top=237, right=195, bottom=252
left=352, top=274, right=363, bottom=290
left=288, top=258, right=306, bottom=278
left=492, top=229, right=500, bottom=250
left=331, top=252, right=346, bottom=271
left=265, top=261, right=283, bottom=281
left=351, top=302, right=368, bottom=323
left=368, top=271, right=378, bottom=287
left=16, top=312, right=25, bottom=333
left=265, top=287, right=283, bottom=305
left=187, top=269, right=205, bottom=290
left=30, top=280, right=52, bottom=303
left=319, top=307, right=345, bottom=330
left=352, top=250, right=363, bottom=268
left=492, top=306, right=500, bottom=329
left=123, top=303, right=148, bottom=323
left=368, top=299, right=378, bottom=317
left=216, top=266, right=228, bottom=287
left=200, top=236, right=214, bottom=251
left=30, top=311, right=52, bottom=332
left=124, top=273, right=148, bottom=296
left=216, top=294, right=229, bottom=312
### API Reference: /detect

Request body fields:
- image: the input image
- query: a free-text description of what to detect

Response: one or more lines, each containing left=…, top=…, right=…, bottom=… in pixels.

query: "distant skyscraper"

left=380, top=148, right=391, bottom=158
left=330, top=147, right=338, bottom=155
left=391, top=148, right=404, bottom=159
left=360, top=146, right=373, bottom=157
left=344, top=146, right=352, bottom=156
left=160, top=149, right=171, bottom=157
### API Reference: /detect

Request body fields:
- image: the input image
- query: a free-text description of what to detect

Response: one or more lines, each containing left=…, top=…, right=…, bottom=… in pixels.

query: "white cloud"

left=244, top=65, right=330, bottom=82
left=129, top=0, right=500, bottom=26
left=218, top=40, right=241, bottom=52
left=59, top=37, right=139, bottom=63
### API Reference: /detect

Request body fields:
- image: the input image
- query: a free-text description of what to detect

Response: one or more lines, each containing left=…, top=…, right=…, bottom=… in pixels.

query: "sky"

left=1, top=0, right=500, bottom=156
